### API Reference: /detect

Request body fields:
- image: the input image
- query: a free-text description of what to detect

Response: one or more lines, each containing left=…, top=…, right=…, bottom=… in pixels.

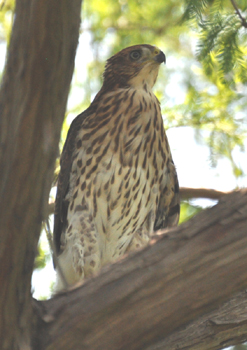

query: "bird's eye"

left=130, top=50, right=141, bottom=60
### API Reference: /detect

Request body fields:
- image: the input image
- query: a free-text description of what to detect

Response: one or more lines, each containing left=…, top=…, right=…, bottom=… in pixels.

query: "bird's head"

left=102, top=44, right=166, bottom=90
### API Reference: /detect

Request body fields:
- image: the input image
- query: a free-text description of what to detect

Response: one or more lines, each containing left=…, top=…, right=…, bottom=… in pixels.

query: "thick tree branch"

left=33, top=189, right=247, bottom=350
left=0, top=1, right=82, bottom=349
left=150, top=291, right=247, bottom=350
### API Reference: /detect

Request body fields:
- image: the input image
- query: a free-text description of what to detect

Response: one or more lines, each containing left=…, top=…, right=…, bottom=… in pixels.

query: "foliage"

left=34, top=232, right=51, bottom=270
left=182, top=0, right=247, bottom=82
left=181, top=0, right=247, bottom=176
left=82, top=0, right=247, bottom=179
left=179, top=201, right=203, bottom=223
left=0, top=0, right=15, bottom=43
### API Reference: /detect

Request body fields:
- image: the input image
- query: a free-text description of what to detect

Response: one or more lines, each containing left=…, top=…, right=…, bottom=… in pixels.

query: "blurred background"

left=1, top=2, right=246, bottom=348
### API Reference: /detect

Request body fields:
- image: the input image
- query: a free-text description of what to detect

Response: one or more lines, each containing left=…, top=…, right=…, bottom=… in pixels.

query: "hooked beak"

left=154, top=50, right=166, bottom=64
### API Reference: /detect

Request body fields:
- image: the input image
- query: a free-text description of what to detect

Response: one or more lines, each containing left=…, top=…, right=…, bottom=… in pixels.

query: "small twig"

left=44, top=219, right=69, bottom=290
left=47, top=202, right=55, bottom=216
left=230, top=0, right=247, bottom=28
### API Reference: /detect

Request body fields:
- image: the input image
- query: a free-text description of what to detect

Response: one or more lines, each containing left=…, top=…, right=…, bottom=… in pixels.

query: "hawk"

left=53, top=44, right=180, bottom=291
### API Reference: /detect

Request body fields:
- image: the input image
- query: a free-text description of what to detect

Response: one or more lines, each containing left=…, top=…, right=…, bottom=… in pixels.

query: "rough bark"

left=0, top=1, right=82, bottom=349
left=32, top=189, right=247, bottom=350
left=153, top=290, right=247, bottom=350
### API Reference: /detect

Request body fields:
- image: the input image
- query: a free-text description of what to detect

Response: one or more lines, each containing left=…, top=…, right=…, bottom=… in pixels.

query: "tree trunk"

left=0, top=1, right=82, bottom=349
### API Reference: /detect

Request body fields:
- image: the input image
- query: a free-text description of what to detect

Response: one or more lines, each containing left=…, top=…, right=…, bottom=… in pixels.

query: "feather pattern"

left=53, top=44, right=180, bottom=291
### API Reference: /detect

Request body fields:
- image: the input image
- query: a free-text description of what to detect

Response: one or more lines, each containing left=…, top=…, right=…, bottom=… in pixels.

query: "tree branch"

left=180, top=187, right=230, bottom=200
left=230, top=0, right=247, bottom=28
left=33, top=189, right=247, bottom=350
left=150, top=291, right=247, bottom=350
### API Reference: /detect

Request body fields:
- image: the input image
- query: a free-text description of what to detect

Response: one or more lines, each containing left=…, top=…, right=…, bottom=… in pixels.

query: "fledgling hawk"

left=53, top=44, right=180, bottom=291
